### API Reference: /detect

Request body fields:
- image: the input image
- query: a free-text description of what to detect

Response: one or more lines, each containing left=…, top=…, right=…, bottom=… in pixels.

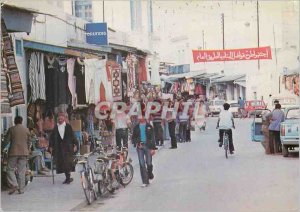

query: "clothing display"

left=138, top=58, right=147, bottom=83
left=126, top=54, right=138, bottom=97
left=108, top=61, right=122, bottom=101
left=45, top=57, right=70, bottom=108
left=1, top=22, right=25, bottom=108
left=74, top=58, right=86, bottom=104
left=29, top=52, right=46, bottom=101
left=84, top=59, right=112, bottom=104
left=283, top=74, right=299, bottom=96
left=67, top=58, right=76, bottom=106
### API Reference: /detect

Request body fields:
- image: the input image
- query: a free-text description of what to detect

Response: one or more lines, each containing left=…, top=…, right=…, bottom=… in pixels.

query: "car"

left=227, top=100, right=239, bottom=118
left=280, top=106, right=299, bottom=157
left=208, top=99, right=225, bottom=116
left=245, top=100, right=266, bottom=117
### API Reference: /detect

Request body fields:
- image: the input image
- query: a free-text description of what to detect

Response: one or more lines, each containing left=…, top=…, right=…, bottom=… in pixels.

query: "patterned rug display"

left=108, top=61, right=122, bottom=101
left=1, top=21, right=25, bottom=109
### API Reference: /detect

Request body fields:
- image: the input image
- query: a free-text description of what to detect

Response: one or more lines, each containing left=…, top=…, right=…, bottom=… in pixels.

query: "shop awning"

left=109, top=43, right=137, bottom=53
left=283, top=66, right=300, bottom=76
left=24, top=40, right=106, bottom=58
left=68, top=41, right=112, bottom=54
left=212, top=74, right=245, bottom=83
left=161, top=70, right=206, bottom=81
left=234, top=76, right=246, bottom=87
left=23, top=40, right=65, bottom=54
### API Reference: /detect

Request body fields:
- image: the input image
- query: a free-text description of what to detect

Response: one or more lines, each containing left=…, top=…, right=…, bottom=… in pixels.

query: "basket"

left=94, top=160, right=105, bottom=174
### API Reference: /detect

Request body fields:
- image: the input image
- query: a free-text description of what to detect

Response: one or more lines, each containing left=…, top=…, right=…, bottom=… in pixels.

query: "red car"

left=245, top=100, right=267, bottom=117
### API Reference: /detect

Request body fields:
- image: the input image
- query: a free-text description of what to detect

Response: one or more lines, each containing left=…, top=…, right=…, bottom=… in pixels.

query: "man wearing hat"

left=49, top=112, right=78, bottom=184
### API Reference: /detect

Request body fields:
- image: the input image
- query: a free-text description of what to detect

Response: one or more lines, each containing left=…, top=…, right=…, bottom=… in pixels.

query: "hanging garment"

left=74, top=59, right=86, bottom=104
left=126, top=54, right=137, bottom=96
left=45, top=57, right=70, bottom=107
left=84, top=59, right=111, bottom=104
left=67, top=58, right=76, bottom=107
left=138, top=57, right=147, bottom=83
left=29, top=52, right=46, bottom=101
left=84, top=59, right=96, bottom=104
left=45, top=56, right=56, bottom=109
left=126, top=54, right=136, bottom=97
left=1, top=50, right=11, bottom=114
left=108, top=61, right=122, bottom=101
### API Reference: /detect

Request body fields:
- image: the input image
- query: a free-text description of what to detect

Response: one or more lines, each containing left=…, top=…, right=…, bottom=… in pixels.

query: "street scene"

left=0, top=0, right=299, bottom=212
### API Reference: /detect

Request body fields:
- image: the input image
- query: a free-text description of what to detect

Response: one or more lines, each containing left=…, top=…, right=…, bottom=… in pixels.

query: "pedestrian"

left=5, top=116, right=31, bottom=194
left=152, top=99, right=164, bottom=146
left=114, top=105, right=131, bottom=150
left=266, top=103, right=285, bottom=154
left=165, top=100, right=177, bottom=149
left=49, top=112, right=78, bottom=184
left=238, top=97, right=245, bottom=118
left=204, top=98, right=210, bottom=117
left=177, top=107, right=189, bottom=143
left=132, top=114, right=156, bottom=187
left=217, top=103, right=235, bottom=154
left=261, top=110, right=271, bottom=154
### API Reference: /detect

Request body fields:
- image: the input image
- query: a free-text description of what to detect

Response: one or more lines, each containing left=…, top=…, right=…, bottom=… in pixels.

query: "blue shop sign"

left=85, top=23, right=108, bottom=45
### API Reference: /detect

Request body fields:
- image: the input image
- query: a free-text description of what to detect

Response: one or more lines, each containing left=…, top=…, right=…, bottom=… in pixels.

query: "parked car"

left=227, top=100, right=239, bottom=118
left=280, top=106, right=299, bottom=157
left=208, top=99, right=225, bottom=116
left=245, top=100, right=266, bottom=117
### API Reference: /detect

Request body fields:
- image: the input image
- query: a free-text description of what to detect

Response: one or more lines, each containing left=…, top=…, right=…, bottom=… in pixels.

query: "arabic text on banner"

left=192, top=46, right=272, bottom=63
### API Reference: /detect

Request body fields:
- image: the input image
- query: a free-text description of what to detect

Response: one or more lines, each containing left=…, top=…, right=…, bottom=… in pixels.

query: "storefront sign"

left=85, top=23, right=108, bottom=45
left=192, top=46, right=272, bottom=63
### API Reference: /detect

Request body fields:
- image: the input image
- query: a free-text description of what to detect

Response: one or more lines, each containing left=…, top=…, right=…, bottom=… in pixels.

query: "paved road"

left=1, top=117, right=298, bottom=212
left=73, top=117, right=299, bottom=212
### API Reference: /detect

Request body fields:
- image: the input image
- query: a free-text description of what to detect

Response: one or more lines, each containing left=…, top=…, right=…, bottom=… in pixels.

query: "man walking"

left=132, top=115, right=156, bottom=187
left=49, top=112, right=77, bottom=184
left=6, top=116, right=31, bottom=194
left=238, top=97, right=245, bottom=118
left=266, top=103, right=285, bottom=154
left=114, top=105, right=131, bottom=150
left=165, top=100, right=177, bottom=149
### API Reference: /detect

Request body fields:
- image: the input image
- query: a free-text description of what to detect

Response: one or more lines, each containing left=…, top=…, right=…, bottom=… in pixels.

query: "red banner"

left=192, top=46, right=272, bottom=63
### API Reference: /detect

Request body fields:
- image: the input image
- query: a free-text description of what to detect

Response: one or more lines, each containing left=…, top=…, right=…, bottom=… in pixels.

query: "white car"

left=227, top=101, right=239, bottom=118
left=208, top=99, right=225, bottom=116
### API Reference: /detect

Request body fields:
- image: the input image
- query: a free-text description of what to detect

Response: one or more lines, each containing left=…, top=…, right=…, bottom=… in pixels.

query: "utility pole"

left=202, top=30, right=205, bottom=49
left=221, top=13, right=225, bottom=49
left=103, top=0, right=105, bottom=22
left=257, top=0, right=260, bottom=69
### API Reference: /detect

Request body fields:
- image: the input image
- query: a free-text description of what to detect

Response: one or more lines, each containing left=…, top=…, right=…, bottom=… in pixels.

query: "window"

left=15, top=39, right=23, bottom=56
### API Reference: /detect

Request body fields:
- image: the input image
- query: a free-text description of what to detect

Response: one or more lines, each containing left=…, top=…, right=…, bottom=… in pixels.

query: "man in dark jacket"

left=132, top=115, right=156, bottom=187
left=49, top=112, right=77, bottom=184
left=6, top=116, right=31, bottom=194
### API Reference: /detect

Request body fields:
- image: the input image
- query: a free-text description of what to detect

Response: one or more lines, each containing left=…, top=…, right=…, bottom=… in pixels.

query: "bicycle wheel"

left=89, top=169, right=97, bottom=201
left=81, top=172, right=92, bottom=205
left=223, top=133, right=229, bottom=159
left=119, top=163, right=134, bottom=186
left=98, top=179, right=106, bottom=196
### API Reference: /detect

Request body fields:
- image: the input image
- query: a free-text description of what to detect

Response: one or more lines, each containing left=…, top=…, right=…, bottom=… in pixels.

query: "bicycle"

left=94, top=145, right=134, bottom=196
left=223, top=130, right=230, bottom=159
left=75, top=152, right=98, bottom=205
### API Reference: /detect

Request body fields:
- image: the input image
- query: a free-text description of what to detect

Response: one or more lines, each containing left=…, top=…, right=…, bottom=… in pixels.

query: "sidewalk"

left=1, top=142, right=167, bottom=211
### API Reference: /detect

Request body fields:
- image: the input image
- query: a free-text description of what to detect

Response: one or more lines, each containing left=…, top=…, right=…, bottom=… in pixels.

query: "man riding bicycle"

left=216, top=103, right=235, bottom=154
